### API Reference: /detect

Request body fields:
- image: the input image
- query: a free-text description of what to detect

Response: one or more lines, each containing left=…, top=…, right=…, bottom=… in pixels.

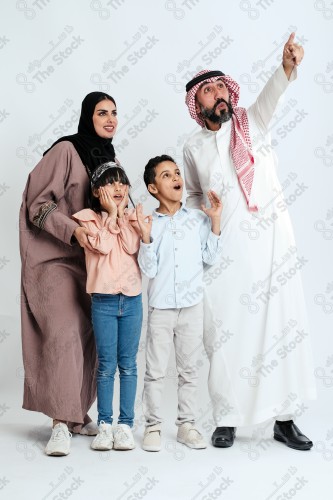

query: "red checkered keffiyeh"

left=185, top=70, right=257, bottom=212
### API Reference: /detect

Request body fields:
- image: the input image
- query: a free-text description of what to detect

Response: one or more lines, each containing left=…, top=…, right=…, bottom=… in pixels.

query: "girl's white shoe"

left=91, top=421, right=113, bottom=451
left=113, top=424, right=135, bottom=450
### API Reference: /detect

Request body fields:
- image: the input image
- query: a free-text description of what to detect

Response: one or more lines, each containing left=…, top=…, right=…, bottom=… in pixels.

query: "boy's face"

left=148, top=161, right=183, bottom=202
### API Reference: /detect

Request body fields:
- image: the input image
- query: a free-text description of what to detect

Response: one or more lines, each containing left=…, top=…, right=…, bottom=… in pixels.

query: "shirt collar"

left=153, top=203, right=189, bottom=218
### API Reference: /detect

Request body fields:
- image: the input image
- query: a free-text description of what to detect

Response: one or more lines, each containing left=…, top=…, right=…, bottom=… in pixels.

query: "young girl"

left=73, top=162, right=142, bottom=451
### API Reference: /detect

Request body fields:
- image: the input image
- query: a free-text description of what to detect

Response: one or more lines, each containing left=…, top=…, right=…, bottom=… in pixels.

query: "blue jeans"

left=91, top=293, right=142, bottom=426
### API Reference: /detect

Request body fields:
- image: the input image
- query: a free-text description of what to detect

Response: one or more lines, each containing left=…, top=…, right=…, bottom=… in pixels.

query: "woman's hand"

left=73, top=226, right=96, bottom=251
left=117, top=185, right=129, bottom=218
left=136, top=203, right=153, bottom=243
left=99, top=186, right=117, bottom=220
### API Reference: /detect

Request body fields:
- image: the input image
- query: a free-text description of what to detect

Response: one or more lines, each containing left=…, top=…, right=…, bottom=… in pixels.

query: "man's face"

left=195, top=79, right=233, bottom=128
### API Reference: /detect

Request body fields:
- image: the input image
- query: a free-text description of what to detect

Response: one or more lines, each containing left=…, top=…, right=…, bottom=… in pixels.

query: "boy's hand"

left=201, top=190, right=222, bottom=235
left=117, top=185, right=129, bottom=218
left=136, top=203, right=153, bottom=243
left=201, top=190, right=222, bottom=218
left=99, top=186, right=117, bottom=220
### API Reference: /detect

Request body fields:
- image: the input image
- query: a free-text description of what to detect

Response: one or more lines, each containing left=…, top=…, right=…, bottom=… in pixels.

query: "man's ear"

left=195, top=98, right=201, bottom=115
left=148, top=183, right=158, bottom=195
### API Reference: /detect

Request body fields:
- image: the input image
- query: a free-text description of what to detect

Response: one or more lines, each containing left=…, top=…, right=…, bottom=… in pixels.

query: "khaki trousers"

left=143, top=302, right=203, bottom=426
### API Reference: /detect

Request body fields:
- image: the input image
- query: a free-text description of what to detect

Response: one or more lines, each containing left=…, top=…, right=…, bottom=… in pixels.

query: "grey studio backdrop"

left=0, top=0, right=332, bottom=499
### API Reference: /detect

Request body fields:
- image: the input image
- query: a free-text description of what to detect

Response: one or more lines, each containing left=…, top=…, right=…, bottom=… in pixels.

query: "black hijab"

left=43, top=92, right=116, bottom=175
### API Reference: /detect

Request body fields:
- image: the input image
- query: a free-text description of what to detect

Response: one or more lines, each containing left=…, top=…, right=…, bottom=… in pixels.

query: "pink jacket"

left=72, top=208, right=142, bottom=295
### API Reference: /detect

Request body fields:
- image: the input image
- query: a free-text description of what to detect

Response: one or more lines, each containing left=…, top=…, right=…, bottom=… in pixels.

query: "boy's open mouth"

left=113, top=194, right=122, bottom=200
left=173, top=184, right=182, bottom=190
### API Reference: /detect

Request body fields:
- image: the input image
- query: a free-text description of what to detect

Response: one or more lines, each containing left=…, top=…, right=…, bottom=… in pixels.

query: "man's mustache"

left=213, top=98, right=230, bottom=112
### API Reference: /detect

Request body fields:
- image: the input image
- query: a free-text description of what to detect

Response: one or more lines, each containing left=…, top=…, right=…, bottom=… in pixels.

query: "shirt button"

left=175, top=264, right=178, bottom=268
left=175, top=248, right=178, bottom=251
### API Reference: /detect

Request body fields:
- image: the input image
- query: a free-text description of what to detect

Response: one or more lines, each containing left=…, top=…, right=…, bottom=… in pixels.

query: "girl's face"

left=95, top=180, right=128, bottom=206
left=92, top=99, right=118, bottom=139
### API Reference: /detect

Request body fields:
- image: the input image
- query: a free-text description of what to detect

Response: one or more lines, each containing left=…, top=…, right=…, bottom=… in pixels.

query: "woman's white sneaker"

left=91, top=421, right=113, bottom=450
left=80, top=422, right=99, bottom=436
left=113, top=424, right=135, bottom=450
left=45, top=423, right=71, bottom=456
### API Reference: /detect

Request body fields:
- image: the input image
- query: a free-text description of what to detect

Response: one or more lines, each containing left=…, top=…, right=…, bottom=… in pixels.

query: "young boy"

left=136, top=154, right=222, bottom=451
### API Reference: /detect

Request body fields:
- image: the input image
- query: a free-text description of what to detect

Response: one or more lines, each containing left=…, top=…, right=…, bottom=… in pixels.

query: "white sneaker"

left=177, top=423, right=207, bottom=449
left=45, top=423, right=71, bottom=456
left=142, top=424, right=161, bottom=452
left=80, top=422, right=99, bottom=436
left=91, top=421, right=113, bottom=451
left=113, top=424, right=135, bottom=450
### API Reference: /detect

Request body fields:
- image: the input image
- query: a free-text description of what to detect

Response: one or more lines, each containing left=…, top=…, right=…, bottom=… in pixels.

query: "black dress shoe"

left=274, top=420, right=313, bottom=451
left=211, top=427, right=236, bottom=448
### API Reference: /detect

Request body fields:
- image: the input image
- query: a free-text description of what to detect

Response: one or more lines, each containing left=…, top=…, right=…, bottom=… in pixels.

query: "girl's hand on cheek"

left=117, top=185, right=129, bottom=217
left=99, top=187, right=117, bottom=219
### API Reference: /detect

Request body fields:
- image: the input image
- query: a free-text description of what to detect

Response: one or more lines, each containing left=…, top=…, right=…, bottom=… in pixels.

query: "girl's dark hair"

left=90, top=166, right=131, bottom=212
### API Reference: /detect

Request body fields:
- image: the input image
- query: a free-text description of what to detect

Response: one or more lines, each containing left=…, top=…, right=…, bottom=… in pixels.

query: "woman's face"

left=92, top=99, right=118, bottom=139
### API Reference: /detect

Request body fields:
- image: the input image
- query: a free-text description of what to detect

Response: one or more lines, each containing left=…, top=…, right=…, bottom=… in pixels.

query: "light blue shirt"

left=138, top=205, right=221, bottom=309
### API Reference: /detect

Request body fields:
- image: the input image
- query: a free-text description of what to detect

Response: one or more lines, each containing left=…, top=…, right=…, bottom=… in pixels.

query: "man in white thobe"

left=183, top=33, right=316, bottom=450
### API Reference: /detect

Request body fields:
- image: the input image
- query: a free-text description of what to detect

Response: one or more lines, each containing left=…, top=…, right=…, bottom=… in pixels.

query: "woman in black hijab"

left=45, top=91, right=117, bottom=173
left=19, top=92, right=118, bottom=456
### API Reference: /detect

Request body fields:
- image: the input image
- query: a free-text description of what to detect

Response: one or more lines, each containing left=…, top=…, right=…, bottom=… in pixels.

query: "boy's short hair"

left=143, top=154, right=175, bottom=190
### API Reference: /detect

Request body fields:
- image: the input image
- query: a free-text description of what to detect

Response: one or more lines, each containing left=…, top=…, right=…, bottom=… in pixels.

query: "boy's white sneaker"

left=113, top=424, right=135, bottom=450
left=177, top=423, right=207, bottom=449
left=142, top=424, right=161, bottom=452
left=45, top=423, right=71, bottom=456
left=91, top=421, right=113, bottom=451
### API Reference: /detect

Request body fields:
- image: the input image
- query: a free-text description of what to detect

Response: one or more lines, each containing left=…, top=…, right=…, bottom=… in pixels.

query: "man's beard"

left=199, top=98, right=233, bottom=125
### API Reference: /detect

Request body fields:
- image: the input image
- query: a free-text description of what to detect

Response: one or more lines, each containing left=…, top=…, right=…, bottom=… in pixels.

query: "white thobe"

left=183, top=65, right=316, bottom=426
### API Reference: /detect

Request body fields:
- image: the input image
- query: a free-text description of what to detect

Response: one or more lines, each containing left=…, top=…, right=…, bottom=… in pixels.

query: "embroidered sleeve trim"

left=32, top=201, right=57, bottom=229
